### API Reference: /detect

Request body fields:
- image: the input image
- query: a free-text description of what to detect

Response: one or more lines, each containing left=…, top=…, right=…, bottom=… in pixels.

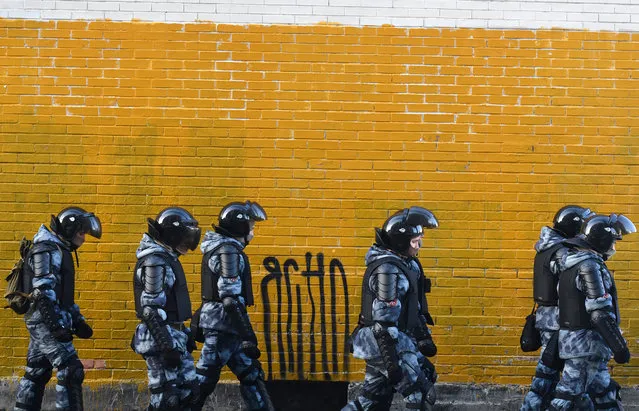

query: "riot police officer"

left=342, top=206, right=439, bottom=411
left=521, top=205, right=594, bottom=410
left=548, top=213, right=636, bottom=411
left=192, top=201, right=274, bottom=411
left=131, top=207, right=201, bottom=411
left=14, top=207, right=102, bottom=411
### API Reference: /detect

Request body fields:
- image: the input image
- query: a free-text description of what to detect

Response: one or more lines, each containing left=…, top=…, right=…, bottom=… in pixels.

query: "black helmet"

left=581, top=213, right=636, bottom=257
left=216, top=201, right=267, bottom=240
left=375, top=206, right=438, bottom=254
left=51, top=207, right=102, bottom=245
left=147, top=207, right=201, bottom=254
left=553, top=205, right=594, bottom=238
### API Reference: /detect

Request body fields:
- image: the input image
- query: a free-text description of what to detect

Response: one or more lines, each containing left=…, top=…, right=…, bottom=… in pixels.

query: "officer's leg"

left=15, top=350, right=53, bottom=411
left=341, top=362, right=394, bottom=411
left=145, top=354, right=180, bottom=411
left=55, top=355, right=85, bottom=411
left=192, top=331, right=231, bottom=411
left=548, top=358, right=593, bottom=411
left=398, top=352, right=435, bottom=411
left=521, top=361, right=560, bottom=411
left=227, top=348, right=274, bottom=411
left=177, top=350, right=198, bottom=409
left=588, top=358, right=622, bottom=411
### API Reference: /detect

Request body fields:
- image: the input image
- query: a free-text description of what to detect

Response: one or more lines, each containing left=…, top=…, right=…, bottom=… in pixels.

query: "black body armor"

left=559, top=258, right=618, bottom=330
left=201, top=242, right=254, bottom=307
left=134, top=251, right=192, bottom=322
left=28, top=241, right=75, bottom=308
left=533, top=243, right=564, bottom=306
left=359, top=256, right=432, bottom=331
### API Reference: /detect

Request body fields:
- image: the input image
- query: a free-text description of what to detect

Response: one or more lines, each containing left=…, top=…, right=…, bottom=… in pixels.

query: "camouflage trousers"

left=521, top=330, right=561, bottom=411
left=341, top=351, right=437, bottom=411
left=143, top=351, right=198, bottom=411
left=549, top=356, right=621, bottom=411
left=194, top=330, right=272, bottom=411
left=15, top=322, right=82, bottom=410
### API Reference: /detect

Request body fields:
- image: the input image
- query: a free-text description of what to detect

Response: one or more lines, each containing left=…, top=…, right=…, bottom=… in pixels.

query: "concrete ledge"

left=1, top=380, right=638, bottom=410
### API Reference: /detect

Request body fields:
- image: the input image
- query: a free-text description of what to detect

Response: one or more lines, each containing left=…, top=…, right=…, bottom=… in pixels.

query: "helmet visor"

left=83, top=213, right=102, bottom=239
left=613, top=214, right=636, bottom=237
left=247, top=202, right=267, bottom=221
left=406, top=207, right=439, bottom=229
left=183, top=225, right=202, bottom=251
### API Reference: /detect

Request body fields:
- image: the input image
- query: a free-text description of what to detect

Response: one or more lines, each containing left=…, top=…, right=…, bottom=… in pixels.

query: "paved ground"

left=0, top=380, right=638, bottom=410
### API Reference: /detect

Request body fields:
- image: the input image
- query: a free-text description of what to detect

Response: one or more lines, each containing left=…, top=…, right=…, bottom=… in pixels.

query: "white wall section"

left=1, top=0, right=638, bottom=30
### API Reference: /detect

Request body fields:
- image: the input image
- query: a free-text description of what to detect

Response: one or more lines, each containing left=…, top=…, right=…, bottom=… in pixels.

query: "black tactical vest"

left=26, top=241, right=75, bottom=308
left=533, top=243, right=564, bottom=306
left=559, top=258, right=619, bottom=330
left=359, top=256, right=431, bottom=331
left=201, top=242, right=254, bottom=307
left=134, top=251, right=192, bottom=322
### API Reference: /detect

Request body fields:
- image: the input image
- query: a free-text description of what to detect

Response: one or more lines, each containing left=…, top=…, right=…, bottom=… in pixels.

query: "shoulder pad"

left=30, top=241, right=59, bottom=255
left=140, top=253, right=168, bottom=268
left=374, top=262, right=402, bottom=276
left=578, top=258, right=603, bottom=273
left=217, top=243, right=241, bottom=255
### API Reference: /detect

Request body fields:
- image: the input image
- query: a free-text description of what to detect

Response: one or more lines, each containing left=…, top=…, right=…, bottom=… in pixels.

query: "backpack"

left=4, top=237, right=34, bottom=314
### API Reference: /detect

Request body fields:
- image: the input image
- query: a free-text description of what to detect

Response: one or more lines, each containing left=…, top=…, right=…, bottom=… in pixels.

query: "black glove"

left=52, top=327, right=74, bottom=343
left=186, top=332, right=197, bottom=354
left=74, top=320, right=93, bottom=339
left=417, top=337, right=437, bottom=357
left=163, top=349, right=182, bottom=368
left=241, top=340, right=261, bottom=359
left=614, top=347, right=631, bottom=364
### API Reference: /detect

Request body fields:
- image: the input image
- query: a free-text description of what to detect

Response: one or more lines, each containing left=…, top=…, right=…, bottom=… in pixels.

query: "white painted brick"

left=120, top=2, right=152, bottom=12
left=440, top=8, right=472, bottom=18
left=401, top=7, right=439, bottom=17
left=0, top=10, right=9, bottom=17
left=365, top=0, right=392, bottom=6
left=534, top=11, right=568, bottom=20
left=132, top=11, right=167, bottom=20
left=360, top=16, right=389, bottom=25
left=423, top=17, right=456, bottom=25
left=298, top=0, right=329, bottom=5
left=614, top=21, right=639, bottom=29
left=71, top=10, right=106, bottom=19
left=293, top=14, right=326, bottom=23
left=551, top=3, right=584, bottom=12
left=488, top=1, right=521, bottom=11
left=391, top=16, right=423, bottom=26
left=24, top=0, right=55, bottom=9
left=151, top=2, right=184, bottom=12
left=324, top=14, right=359, bottom=24
left=8, top=9, right=42, bottom=18
left=56, top=1, right=87, bottom=10
left=87, top=2, right=119, bottom=11
left=457, top=18, right=488, bottom=27
left=217, top=4, right=249, bottom=13
left=262, top=13, right=295, bottom=22
left=456, top=0, right=487, bottom=10
left=583, top=3, right=616, bottom=12
left=1, top=0, right=23, bottom=9
left=426, top=0, right=458, bottom=9
left=520, top=2, right=552, bottom=12
left=196, top=12, right=226, bottom=21
left=104, top=11, right=134, bottom=20
left=471, top=10, right=503, bottom=19
left=488, top=18, right=526, bottom=28
left=600, top=12, right=630, bottom=21
left=47, top=9, right=75, bottom=18
left=503, top=10, right=536, bottom=20
left=185, top=3, right=216, bottom=12
left=317, top=5, right=345, bottom=14
left=566, top=12, right=598, bottom=21
left=166, top=12, right=198, bottom=20
left=280, top=5, right=314, bottom=14
left=265, top=0, right=298, bottom=5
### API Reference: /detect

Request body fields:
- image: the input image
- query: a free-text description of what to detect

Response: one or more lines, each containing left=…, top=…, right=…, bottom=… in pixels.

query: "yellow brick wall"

left=0, top=19, right=638, bottom=386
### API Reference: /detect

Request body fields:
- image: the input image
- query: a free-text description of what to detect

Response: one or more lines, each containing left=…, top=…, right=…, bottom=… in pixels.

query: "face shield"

left=246, top=201, right=267, bottom=222
left=81, top=213, right=102, bottom=239
left=405, top=206, right=439, bottom=230
left=610, top=214, right=636, bottom=238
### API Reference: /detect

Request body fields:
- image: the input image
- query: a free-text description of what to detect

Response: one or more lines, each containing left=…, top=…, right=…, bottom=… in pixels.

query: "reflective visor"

left=614, top=214, right=636, bottom=236
left=247, top=201, right=267, bottom=221
left=84, top=213, right=102, bottom=239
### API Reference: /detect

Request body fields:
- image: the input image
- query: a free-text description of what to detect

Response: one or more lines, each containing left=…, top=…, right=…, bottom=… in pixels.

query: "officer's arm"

left=549, top=246, right=569, bottom=275
left=30, top=247, right=67, bottom=333
left=139, top=256, right=174, bottom=352
left=216, top=245, right=256, bottom=342
left=579, top=260, right=629, bottom=363
left=369, top=263, right=403, bottom=383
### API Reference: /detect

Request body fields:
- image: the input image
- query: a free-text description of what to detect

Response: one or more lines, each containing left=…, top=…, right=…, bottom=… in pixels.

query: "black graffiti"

left=261, top=252, right=349, bottom=381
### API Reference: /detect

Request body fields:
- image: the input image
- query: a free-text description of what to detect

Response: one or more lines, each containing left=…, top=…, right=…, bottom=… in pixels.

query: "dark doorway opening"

left=265, top=380, right=349, bottom=411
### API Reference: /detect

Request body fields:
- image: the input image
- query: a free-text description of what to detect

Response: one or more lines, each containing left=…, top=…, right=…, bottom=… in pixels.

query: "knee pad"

left=156, top=382, right=180, bottom=411
left=58, top=357, right=84, bottom=387
left=24, top=360, right=53, bottom=386
left=237, top=363, right=261, bottom=385
left=196, top=365, right=221, bottom=383
left=590, top=379, right=622, bottom=410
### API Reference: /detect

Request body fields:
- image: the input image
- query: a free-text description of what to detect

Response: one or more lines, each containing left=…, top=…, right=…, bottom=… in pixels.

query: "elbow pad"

left=372, top=323, right=402, bottom=384
left=591, top=309, right=628, bottom=363
left=142, top=307, right=174, bottom=353
left=222, top=296, right=257, bottom=343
